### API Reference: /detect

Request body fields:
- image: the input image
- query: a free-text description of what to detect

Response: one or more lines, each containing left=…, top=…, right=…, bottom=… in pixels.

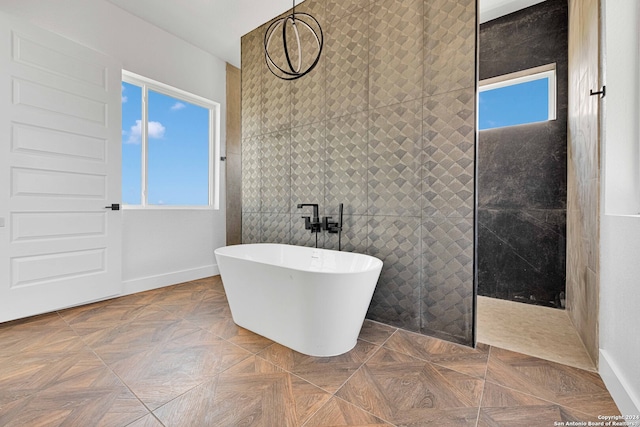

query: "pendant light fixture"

left=264, top=0, right=323, bottom=80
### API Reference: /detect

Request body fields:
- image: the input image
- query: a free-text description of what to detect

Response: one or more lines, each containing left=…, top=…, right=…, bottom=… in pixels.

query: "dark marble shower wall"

left=478, top=0, right=568, bottom=307
left=240, top=0, right=477, bottom=345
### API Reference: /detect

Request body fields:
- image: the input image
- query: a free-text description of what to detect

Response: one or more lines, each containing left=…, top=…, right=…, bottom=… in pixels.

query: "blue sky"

left=479, top=78, right=549, bottom=130
left=121, top=82, right=210, bottom=206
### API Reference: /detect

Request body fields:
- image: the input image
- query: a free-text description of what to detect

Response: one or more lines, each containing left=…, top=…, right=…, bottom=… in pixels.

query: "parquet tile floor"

left=0, top=276, right=620, bottom=426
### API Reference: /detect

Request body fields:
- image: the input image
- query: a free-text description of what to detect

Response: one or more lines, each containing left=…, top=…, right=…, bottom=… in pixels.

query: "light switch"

left=0, top=217, right=4, bottom=227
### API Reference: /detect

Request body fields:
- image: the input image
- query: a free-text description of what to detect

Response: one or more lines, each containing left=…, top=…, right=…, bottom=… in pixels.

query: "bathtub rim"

left=214, top=243, right=383, bottom=275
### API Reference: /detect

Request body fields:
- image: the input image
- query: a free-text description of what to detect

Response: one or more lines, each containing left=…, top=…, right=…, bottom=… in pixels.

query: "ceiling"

left=480, top=0, right=545, bottom=23
left=106, top=0, right=547, bottom=68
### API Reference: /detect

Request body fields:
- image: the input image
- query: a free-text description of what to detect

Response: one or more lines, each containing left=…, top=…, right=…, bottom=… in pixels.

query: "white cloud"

left=148, top=121, right=166, bottom=138
left=126, top=120, right=166, bottom=144
left=121, top=85, right=127, bottom=103
left=171, top=102, right=186, bottom=111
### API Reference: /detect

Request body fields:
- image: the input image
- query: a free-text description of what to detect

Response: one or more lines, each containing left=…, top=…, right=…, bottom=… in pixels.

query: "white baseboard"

left=600, top=349, right=640, bottom=415
left=122, top=264, right=220, bottom=296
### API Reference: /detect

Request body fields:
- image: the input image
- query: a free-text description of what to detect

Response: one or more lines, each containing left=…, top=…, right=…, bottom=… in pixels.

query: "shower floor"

left=477, top=295, right=597, bottom=371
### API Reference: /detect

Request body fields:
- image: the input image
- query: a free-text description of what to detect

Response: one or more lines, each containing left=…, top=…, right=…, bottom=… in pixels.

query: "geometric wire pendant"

left=264, top=0, right=323, bottom=80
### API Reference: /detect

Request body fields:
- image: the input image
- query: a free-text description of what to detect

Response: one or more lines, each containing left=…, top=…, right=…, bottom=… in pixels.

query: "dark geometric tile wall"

left=240, top=0, right=477, bottom=345
left=478, top=0, right=568, bottom=308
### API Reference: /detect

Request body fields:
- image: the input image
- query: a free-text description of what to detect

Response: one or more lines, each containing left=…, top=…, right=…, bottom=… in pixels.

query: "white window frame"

left=122, top=70, right=221, bottom=210
left=479, top=63, right=557, bottom=127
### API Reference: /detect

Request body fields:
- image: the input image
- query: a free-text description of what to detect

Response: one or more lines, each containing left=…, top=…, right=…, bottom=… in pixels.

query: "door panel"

left=0, top=11, right=122, bottom=322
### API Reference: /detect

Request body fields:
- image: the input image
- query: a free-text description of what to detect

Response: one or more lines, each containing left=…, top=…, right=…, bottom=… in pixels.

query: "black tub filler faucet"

left=297, top=203, right=344, bottom=250
left=297, top=203, right=321, bottom=233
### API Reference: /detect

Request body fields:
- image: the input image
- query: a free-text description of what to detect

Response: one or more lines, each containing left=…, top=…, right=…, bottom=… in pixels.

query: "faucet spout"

left=297, top=203, right=321, bottom=233
left=297, top=203, right=319, bottom=222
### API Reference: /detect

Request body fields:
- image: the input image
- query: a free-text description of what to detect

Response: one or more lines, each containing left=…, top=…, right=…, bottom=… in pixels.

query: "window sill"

left=121, top=205, right=217, bottom=211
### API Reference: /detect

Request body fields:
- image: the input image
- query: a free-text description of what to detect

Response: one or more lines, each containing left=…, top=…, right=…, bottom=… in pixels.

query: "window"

left=479, top=64, right=556, bottom=131
left=121, top=71, right=220, bottom=208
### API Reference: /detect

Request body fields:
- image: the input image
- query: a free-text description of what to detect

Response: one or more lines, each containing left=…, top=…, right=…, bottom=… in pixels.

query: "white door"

left=0, top=12, right=122, bottom=322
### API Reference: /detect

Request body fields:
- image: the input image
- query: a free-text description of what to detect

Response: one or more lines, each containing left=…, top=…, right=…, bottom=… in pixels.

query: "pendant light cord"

left=291, top=0, right=296, bottom=23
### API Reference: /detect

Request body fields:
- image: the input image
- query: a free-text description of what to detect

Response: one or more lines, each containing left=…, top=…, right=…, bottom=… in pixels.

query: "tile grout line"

left=379, top=327, right=490, bottom=380
left=303, top=331, right=404, bottom=426
left=562, top=309, right=598, bottom=371
left=329, top=394, right=400, bottom=427
left=481, top=345, right=610, bottom=417
left=251, top=350, right=337, bottom=426
left=54, top=310, right=160, bottom=424
left=124, top=411, right=166, bottom=427
left=481, top=376, right=605, bottom=417
left=299, top=346, right=399, bottom=427
left=149, top=280, right=249, bottom=414
left=330, top=340, right=382, bottom=392
left=474, top=344, right=493, bottom=427
left=252, top=332, right=395, bottom=425
left=146, top=300, right=258, bottom=397
left=55, top=289, right=250, bottom=425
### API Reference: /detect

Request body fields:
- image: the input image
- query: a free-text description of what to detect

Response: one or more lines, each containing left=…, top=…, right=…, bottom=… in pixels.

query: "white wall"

left=600, top=217, right=640, bottom=415
left=602, top=0, right=640, bottom=215
left=0, top=0, right=227, bottom=292
left=600, top=0, right=640, bottom=415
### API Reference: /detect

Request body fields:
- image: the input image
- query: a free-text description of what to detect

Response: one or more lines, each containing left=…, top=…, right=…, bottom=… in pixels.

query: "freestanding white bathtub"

left=214, top=243, right=383, bottom=357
